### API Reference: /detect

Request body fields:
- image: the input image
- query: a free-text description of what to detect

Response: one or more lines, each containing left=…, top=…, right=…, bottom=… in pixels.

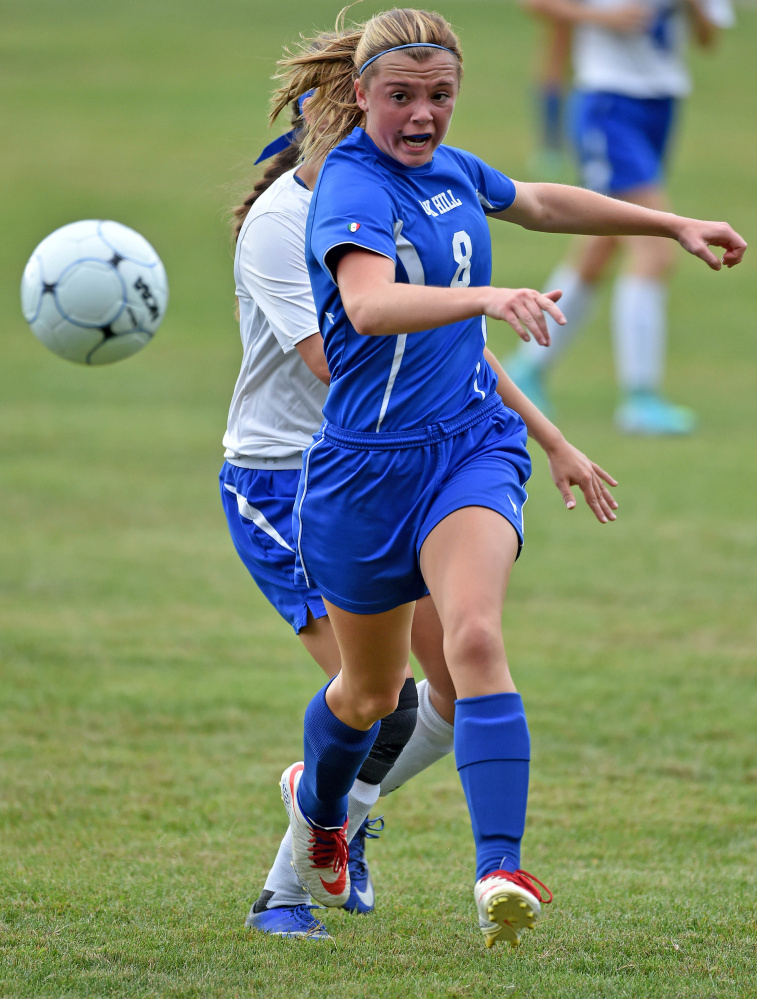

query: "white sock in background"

left=611, top=275, right=667, bottom=394
left=379, top=679, right=455, bottom=795
left=346, top=778, right=382, bottom=843
left=510, top=265, right=597, bottom=369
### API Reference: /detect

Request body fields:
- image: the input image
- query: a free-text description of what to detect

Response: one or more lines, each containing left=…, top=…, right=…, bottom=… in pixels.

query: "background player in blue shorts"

left=508, top=0, right=735, bottom=433
left=268, top=6, right=744, bottom=948
left=222, top=32, right=620, bottom=939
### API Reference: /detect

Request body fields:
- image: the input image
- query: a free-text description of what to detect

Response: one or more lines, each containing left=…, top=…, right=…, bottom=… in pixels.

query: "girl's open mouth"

left=402, top=134, right=432, bottom=148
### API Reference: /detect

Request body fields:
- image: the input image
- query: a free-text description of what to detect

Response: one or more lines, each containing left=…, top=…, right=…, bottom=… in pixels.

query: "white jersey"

left=573, top=0, right=735, bottom=99
left=223, top=168, right=328, bottom=468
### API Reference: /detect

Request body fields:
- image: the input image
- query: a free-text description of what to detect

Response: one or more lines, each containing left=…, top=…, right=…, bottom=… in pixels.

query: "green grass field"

left=2, top=2, right=756, bottom=996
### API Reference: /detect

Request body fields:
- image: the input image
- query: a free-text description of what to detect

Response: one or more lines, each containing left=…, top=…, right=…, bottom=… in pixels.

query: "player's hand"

left=546, top=439, right=618, bottom=523
left=483, top=287, right=566, bottom=345
left=675, top=219, right=747, bottom=270
left=596, top=3, right=650, bottom=32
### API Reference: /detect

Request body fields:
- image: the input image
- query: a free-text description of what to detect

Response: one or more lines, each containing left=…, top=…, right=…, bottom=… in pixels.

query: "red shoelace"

left=483, top=868, right=553, bottom=905
left=308, top=821, right=349, bottom=873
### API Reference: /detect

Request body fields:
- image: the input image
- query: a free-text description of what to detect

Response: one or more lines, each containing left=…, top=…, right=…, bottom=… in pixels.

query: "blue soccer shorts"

left=569, top=91, right=677, bottom=196
left=220, top=461, right=327, bottom=634
left=293, top=393, right=531, bottom=615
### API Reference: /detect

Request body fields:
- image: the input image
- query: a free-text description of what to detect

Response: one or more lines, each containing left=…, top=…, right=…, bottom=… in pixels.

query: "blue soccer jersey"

left=306, top=127, right=516, bottom=433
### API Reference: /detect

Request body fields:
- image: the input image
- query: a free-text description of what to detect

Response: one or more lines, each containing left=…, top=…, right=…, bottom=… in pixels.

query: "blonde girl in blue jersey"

left=225, top=35, right=621, bottom=940
left=269, top=7, right=744, bottom=948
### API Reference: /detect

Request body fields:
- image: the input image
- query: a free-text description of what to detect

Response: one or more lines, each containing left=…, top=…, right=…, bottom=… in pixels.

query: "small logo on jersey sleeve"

left=347, top=222, right=361, bottom=233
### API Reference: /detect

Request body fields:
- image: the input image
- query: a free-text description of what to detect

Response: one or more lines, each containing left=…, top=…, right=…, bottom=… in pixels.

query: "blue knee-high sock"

left=455, top=692, right=530, bottom=881
left=297, top=683, right=380, bottom=828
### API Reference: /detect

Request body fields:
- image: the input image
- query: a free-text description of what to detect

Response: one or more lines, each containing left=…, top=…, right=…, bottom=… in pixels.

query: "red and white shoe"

left=280, top=762, right=350, bottom=908
left=474, top=869, right=552, bottom=949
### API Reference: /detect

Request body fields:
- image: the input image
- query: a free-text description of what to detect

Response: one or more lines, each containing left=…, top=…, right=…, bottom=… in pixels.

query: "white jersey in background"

left=572, top=0, right=735, bottom=98
left=223, top=169, right=327, bottom=468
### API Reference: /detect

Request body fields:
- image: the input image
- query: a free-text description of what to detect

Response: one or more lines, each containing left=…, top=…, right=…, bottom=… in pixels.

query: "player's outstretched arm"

left=498, top=182, right=747, bottom=270
left=336, top=248, right=566, bottom=345
left=484, top=349, right=618, bottom=524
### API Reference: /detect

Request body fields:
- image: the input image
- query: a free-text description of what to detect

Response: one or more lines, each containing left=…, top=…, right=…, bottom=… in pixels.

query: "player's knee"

left=445, top=615, right=504, bottom=673
left=357, top=677, right=418, bottom=785
left=351, top=684, right=407, bottom=729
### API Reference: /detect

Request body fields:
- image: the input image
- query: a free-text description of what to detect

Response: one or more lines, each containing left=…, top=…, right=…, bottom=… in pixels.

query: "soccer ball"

left=20, top=219, right=169, bottom=365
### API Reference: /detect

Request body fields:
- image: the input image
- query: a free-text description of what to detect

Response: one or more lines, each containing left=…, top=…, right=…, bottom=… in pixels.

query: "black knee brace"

left=356, top=677, right=418, bottom=786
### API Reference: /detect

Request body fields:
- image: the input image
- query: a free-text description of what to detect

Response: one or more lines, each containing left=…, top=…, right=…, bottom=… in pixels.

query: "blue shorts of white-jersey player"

left=221, top=464, right=328, bottom=634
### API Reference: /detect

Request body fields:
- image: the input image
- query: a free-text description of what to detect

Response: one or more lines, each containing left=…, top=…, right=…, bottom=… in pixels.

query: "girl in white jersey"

left=269, top=6, right=744, bottom=949
left=509, top=0, right=735, bottom=433
left=224, top=64, right=620, bottom=940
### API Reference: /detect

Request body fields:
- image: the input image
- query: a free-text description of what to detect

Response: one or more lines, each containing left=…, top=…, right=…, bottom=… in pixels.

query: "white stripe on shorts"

left=224, top=483, right=294, bottom=552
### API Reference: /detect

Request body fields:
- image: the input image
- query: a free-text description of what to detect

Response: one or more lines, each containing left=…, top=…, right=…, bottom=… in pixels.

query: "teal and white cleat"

left=615, top=391, right=697, bottom=435
left=474, top=869, right=553, bottom=949
left=280, top=762, right=350, bottom=908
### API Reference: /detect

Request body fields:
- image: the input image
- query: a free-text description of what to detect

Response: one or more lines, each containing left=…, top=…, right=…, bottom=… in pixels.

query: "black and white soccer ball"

left=20, top=219, right=169, bottom=365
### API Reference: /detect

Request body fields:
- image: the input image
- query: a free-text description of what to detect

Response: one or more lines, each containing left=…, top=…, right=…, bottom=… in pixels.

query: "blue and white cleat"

left=343, top=815, right=384, bottom=914
left=615, top=392, right=696, bottom=435
left=245, top=903, right=331, bottom=939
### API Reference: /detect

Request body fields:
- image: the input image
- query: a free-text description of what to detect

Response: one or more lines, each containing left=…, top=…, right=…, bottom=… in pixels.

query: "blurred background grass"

left=1, top=2, right=756, bottom=997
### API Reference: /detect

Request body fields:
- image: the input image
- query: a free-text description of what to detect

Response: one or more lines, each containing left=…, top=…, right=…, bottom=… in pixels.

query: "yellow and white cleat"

left=474, top=869, right=552, bottom=949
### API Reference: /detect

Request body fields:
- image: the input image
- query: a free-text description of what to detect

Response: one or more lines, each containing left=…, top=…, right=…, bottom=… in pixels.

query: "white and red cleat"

left=280, top=762, right=350, bottom=908
left=474, top=869, right=552, bottom=948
